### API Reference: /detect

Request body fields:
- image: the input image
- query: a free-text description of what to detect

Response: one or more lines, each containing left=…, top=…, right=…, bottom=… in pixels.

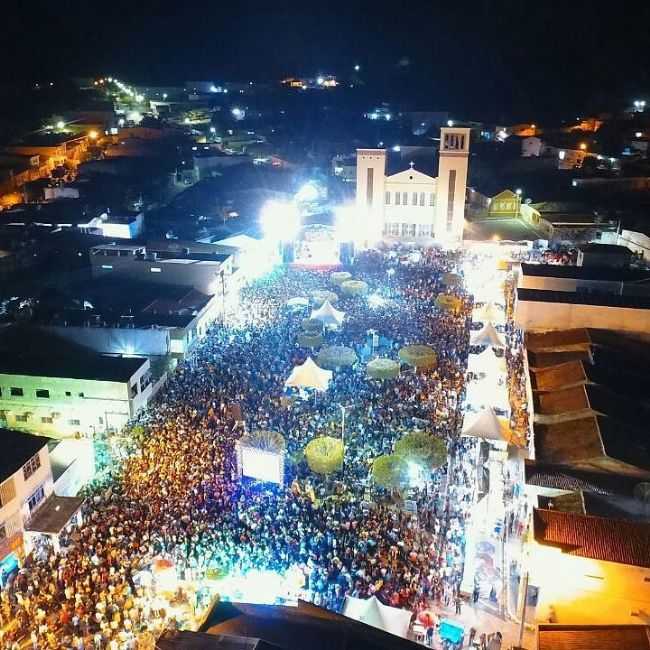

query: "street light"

left=354, top=64, right=360, bottom=72
left=56, top=120, right=65, bottom=130
left=88, top=130, right=98, bottom=140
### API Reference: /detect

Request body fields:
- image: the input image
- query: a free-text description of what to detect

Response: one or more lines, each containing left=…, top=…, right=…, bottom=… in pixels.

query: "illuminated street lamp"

left=579, top=142, right=587, bottom=151
left=56, top=120, right=65, bottom=130
left=88, top=130, right=98, bottom=140
left=354, top=64, right=360, bottom=72
left=515, top=188, right=522, bottom=196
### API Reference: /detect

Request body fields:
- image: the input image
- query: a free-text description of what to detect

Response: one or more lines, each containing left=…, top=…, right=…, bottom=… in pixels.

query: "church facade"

left=355, top=127, right=470, bottom=247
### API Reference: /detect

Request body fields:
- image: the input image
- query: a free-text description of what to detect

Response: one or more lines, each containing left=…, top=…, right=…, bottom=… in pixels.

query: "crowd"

left=0, top=248, right=477, bottom=649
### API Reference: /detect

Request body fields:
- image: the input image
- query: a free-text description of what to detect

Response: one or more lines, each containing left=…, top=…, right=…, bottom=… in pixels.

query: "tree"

left=305, top=436, right=344, bottom=475
left=394, top=431, right=447, bottom=470
left=371, top=454, right=409, bottom=490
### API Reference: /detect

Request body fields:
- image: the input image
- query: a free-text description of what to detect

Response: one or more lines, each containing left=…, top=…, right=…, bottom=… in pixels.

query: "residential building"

left=4, top=132, right=89, bottom=169
left=487, top=189, right=521, bottom=218
left=355, top=127, right=471, bottom=246
left=0, top=430, right=54, bottom=580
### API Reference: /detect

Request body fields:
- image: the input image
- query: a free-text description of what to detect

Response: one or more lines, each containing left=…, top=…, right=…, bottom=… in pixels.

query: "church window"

left=385, top=191, right=391, bottom=205
left=408, top=224, right=416, bottom=236
left=401, top=223, right=409, bottom=236
left=419, top=192, right=425, bottom=206
left=429, top=193, right=435, bottom=206
left=395, top=192, right=401, bottom=205
left=412, top=192, right=418, bottom=205
left=402, top=192, right=407, bottom=205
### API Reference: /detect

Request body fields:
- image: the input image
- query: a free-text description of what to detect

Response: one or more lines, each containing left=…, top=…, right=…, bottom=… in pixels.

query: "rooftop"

left=520, top=262, right=650, bottom=282
left=533, top=507, right=650, bottom=568
left=0, top=326, right=147, bottom=382
left=578, top=243, right=633, bottom=255
left=24, top=494, right=85, bottom=535
left=517, top=287, right=650, bottom=309
left=537, top=624, right=650, bottom=650
left=0, top=429, right=51, bottom=481
left=525, top=328, right=591, bottom=352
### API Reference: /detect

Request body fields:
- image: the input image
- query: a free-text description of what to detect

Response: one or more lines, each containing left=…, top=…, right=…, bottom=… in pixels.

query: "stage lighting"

left=260, top=201, right=299, bottom=241
left=295, top=182, right=319, bottom=203
left=334, top=205, right=362, bottom=243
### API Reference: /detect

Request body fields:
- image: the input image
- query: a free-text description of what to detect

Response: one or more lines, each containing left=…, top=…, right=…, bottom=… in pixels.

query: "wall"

left=384, top=170, right=437, bottom=237
left=527, top=541, right=650, bottom=625
left=0, top=445, right=54, bottom=561
left=514, top=300, right=650, bottom=335
left=355, top=149, right=386, bottom=244
left=0, top=366, right=151, bottom=438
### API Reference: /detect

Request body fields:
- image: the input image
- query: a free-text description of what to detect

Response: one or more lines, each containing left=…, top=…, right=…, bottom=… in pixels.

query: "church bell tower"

left=435, top=127, right=470, bottom=246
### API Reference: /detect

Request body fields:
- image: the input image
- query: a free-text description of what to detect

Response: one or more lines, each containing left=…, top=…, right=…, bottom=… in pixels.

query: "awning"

left=24, top=494, right=85, bottom=535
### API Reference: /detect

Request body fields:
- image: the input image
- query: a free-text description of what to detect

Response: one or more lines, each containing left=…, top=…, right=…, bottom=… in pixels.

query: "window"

left=0, top=524, right=6, bottom=542
left=101, top=264, right=113, bottom=270
left=35, top=389, right=50, bottom=399
left=0, top=479, right=16, bottom=508
left=402, top=192, right=407, bottom=205
left=412, top=192, right=418, bottom=205
left=419, top=192, right=425, bottom=206
left=418, top=224, right=432, bottom=237
left=389, top=223, right=399, bottom=236
left=385, top=191, right=391, bottom=205
left=40, top=416, right=53, bottom=425
left=130, top=382, right=139, bottom=398
left=429, top=193, right=435, bottom=206
left=401, top=223, right=410, bottom=236
left=68, top=419, right=81, bottom=427
left=23, top=454, right=41, bottom=480
left=27, top=485, right=45, bottom=513
left=78, top=392, right=84, bottom=398
left=366, top=168, right=374, bottom=207
left=15, top=414, right=28, bottom=423
left=65, top=391, right=71, bottom=397
left=408, top=224, right=416, bottom=237
left=150, top=267, right=162, bottom=273
left=10, top=387, right=23, bottom=397
left=395, top=192, right=401, bottom=205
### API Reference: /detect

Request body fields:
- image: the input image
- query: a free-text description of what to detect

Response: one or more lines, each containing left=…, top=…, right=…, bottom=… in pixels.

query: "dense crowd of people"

left=0, top=248, right=478, bottom=649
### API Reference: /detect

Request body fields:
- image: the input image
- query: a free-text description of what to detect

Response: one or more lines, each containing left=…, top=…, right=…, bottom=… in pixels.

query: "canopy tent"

left=301, top=318, right=323, bottom=334
left=398, top=344, right=438, bottom=370
left=465, top=379, right=510, bottom=412
left=285, top=357, right=332, bottom=392
left=330, top=271, right=352, bottom=286
left=340, top=279, right=369, bottom=297
left=470, top=322, right=506, bottom=349
left=310, top=300, right=345, bottom=328
left=297, top=332, right=324, bottom=349
left=472, top=302, right=505, bottom=325
left=311, top=290, right=339, bottom=306
left=286, top=296, right=309, bottom=309
left=436, top=294, right=463, bottom=314
left=462, top=407, right=512, bottom=444
left=317, top=345, right=357, bottom=370
left=468, top=347, right=507, bottom=377
left=342, top=595, right=412, bottom=639
left=367, top=357, right=400, bottom=380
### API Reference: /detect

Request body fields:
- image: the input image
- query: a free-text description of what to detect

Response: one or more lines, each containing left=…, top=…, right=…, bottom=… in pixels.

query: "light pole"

left=339, top=404, right=346, bottom=442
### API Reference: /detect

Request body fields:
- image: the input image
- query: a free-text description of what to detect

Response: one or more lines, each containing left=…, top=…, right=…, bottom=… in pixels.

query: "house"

left=488, top=189, right=521, bottom=218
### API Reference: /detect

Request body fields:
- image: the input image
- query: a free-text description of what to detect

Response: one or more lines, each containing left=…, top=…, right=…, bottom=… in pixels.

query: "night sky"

left=4, top=0, right=650, bottom=121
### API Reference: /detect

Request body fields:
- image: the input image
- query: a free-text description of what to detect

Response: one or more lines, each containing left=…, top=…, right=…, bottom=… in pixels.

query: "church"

left=355, top=127, right=470, bottom=247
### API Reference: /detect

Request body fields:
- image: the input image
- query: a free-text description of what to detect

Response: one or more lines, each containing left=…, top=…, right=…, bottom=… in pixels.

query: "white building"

left=355, top=127, right=470, bottom=247
left=0, top=353, right=152, bottom=438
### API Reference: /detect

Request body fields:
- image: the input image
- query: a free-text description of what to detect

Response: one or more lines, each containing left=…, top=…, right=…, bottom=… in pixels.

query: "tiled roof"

left=537, top=625, right=650, bottom=650
left=533, top=508, right=650, bottom=568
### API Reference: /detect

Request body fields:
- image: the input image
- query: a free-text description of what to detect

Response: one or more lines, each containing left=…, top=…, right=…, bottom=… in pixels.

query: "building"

left=537, top=624, right=650, bottom=650
left=525, top=507, right=650, bottom=625
left=0, top=430, right=54, bottom=582
left=517, top=263, right=650, bottom=297
left=515, top=287, right=650, bottom=335
left=90, top=243, right=234, bottom=295
left=36, top=280, right=225, bottom=358
left=355, top=127, right=471, bottom=246
left=4, top=132, right=90, bottom=170
left=0, top=328, right=152, bottom=438
left=487, top=189, right=521, bottom=218
left=576, top=243, right=633, bottom=268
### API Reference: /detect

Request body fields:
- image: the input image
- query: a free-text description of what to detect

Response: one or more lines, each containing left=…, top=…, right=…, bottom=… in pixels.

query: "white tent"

left=310, top=300, right=345, bottom=328
left=468, top=347, right=507, bottom=377
left=465, top=378, right=510, bottom=412
left=472, top=302, right=505, bottom=325
left=462, top=407, right=512, bottom=444
left=470, top=322, right=506, bottom=349
left=343, top=595, right=412, bottom=639
left=284, top=357, right=332, bottom=392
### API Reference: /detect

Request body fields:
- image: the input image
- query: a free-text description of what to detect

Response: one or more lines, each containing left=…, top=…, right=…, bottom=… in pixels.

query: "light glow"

left=295, top=182, right=319, bottom=203
left=260, top=201, right=300, bottom=241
